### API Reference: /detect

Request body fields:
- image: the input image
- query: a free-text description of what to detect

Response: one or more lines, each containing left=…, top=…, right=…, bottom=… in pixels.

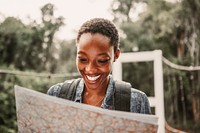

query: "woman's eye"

left=78, top=58, right=87, bottom=62
left=97, top=59, right=110, bottom=64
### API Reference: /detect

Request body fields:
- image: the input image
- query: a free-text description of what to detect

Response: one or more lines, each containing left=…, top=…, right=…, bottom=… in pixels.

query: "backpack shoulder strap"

left=114, top=80, right=132, bottom=112
left=59, top=78, right=81, bottom=100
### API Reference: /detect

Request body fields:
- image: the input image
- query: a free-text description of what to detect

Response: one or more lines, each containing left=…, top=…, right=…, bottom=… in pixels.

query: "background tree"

left=0, top=3, right=65, bottom=132
left=0, top=3, right=64, bottom=72
left=40, top=3, right=64, bottom=72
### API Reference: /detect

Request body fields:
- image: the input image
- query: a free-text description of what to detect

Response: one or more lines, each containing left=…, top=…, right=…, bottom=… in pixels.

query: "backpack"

left=59, top=78, right=131, bottom=112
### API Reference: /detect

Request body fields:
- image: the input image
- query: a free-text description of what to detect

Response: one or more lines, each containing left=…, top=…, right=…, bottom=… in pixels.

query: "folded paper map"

left=15, top=85, right=158, bottom=133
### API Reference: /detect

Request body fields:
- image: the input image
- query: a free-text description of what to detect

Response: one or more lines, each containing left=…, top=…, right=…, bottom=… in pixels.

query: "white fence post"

left=112, top=50, right=165, bottom=133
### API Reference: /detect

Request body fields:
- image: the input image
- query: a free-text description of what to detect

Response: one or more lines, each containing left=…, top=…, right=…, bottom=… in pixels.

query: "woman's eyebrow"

left=77, top=51, right=86, bottom=55
left=98, top=53, right=110, bottom=57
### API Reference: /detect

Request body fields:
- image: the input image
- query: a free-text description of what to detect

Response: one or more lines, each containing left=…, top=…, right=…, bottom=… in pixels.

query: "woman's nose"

left=85, top=62, right=97, bottom=73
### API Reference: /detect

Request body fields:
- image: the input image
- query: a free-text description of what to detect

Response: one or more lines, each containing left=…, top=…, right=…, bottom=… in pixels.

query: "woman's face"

left=76, top=33, right=119, bottom=91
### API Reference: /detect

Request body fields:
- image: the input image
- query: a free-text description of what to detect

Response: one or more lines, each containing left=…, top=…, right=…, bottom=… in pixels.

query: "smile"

left=86, top=75, right=100, bottom=81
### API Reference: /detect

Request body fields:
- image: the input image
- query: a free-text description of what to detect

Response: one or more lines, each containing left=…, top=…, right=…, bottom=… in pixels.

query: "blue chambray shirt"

left=47, top=75, right=151, bottom=114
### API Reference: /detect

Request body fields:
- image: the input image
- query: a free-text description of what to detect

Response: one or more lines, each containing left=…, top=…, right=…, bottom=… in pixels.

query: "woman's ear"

left=114, top=49, right=120, bottom=62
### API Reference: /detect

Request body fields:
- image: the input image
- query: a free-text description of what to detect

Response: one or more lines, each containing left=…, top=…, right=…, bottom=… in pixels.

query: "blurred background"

left=0, top=0, right=200, bottom=132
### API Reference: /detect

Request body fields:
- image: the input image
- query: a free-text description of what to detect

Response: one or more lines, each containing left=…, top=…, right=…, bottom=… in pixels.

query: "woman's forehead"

left=77, top=33, right=114, bottom=56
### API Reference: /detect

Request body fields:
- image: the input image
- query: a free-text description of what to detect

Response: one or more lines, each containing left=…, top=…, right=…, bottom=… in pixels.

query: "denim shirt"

left=47, top=75, right=151, bottom=114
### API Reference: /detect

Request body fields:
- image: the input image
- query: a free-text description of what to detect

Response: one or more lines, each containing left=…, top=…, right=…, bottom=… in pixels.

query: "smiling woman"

left=47, top=18, right=151, bottom=115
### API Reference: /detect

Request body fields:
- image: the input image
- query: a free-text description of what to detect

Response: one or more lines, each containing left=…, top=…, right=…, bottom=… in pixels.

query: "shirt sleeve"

left=47, top=83, right=63, bottom=97
left=130, top=88, right=151, bottom=114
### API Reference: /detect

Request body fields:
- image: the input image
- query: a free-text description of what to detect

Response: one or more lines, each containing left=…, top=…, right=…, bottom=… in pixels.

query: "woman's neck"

left=83, top=77, right=110, bottom=106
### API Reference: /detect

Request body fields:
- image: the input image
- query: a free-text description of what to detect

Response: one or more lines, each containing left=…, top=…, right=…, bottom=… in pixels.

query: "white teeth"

left=86, top=75, right=100, bottom=81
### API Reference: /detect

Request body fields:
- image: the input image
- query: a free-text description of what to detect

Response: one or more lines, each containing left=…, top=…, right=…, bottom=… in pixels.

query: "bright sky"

left=0, top=0, right=113, bottom=40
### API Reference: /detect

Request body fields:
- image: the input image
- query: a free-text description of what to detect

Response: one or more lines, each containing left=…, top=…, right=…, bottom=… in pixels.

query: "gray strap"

left=59, top=78, right=81, bottom=100
left=114, top=80, right=131, bottom=112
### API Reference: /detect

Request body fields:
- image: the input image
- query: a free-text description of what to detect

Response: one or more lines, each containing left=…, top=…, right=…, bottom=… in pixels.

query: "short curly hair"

left=76, top=18, right=119, bottom=52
